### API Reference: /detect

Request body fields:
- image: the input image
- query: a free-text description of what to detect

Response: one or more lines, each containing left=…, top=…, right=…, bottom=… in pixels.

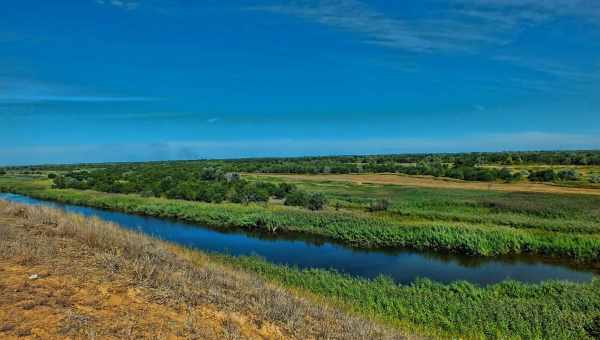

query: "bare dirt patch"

left=0, top=220, right=284, bottom=339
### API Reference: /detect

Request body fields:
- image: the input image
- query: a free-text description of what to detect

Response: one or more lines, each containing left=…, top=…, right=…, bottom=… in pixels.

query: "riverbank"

left=0, top=200, right=402, bottom=339
left=1, top=177, right=600, bottom=262
left=2, top=199, right=599, bottom=339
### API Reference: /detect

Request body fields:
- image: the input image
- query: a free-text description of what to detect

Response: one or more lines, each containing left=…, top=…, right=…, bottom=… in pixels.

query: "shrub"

left=498, top=168, right=513, bottom=182
left=585, top=315, right=600, bottom=339
left=306, top=192, right=327, bottom=211
left=557, top=169, right=580, bottom=181
left=528, top=169, right=557, bottom=182
left=275, top=182, right=297, bottom=199
left=590, top=174, right=600, bottom=184
left=230, top=184, right=269, bottom=204
left=446, top=168, right=464, bottom=180
left=47, top=173, right=57, bottom=179
left=368, top=198, right=390, bottom=212
left=284, top=190, right=308, bottom=207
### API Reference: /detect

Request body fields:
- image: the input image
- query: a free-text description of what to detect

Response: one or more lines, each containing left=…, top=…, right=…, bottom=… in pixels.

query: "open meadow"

left=2, top=152, right=600, bottom=339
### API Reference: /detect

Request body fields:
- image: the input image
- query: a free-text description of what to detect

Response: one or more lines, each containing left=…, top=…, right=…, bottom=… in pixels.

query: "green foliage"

left=529, top=169, right=558, bottom=182
left=284, top=190, right=307, bottom=207
left=229, top=182, right=269, bottom=204
left=284, top=190, right=327, bottom=210
left=498, top=167, right=514, bottom=182
left=368, top=198, right=390, bottom=212
left=306, top=192, right=327, bottom=211
left=221, top=255, right=600, bottom=339
left=2, top=178, right=600, bottom=261
left=274, top=182, right=296, bottom=199
left=585, top=315, right=600, bottom=339
left=558, top=169, right=581, bottom=181
left=50, top=167, right=309, bottom=207
left=19, top=150, right=600, bottom=184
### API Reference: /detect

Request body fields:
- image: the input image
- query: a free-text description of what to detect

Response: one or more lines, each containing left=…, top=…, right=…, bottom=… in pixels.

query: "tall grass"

left=220, top=255, right=600, bottom=339
left=1, top=177, right=600, bottom=262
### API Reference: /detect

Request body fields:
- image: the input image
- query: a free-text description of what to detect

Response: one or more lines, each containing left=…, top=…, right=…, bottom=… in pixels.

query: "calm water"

left=1, top=192, right=596, bottom=285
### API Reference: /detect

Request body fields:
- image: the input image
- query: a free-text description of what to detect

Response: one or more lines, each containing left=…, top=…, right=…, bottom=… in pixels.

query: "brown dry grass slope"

left=0, top=201, right=407, bottom=340
left=253, top=173, right=600, bottom=196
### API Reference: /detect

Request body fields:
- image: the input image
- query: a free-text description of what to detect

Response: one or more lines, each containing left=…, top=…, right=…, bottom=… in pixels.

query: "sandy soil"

left=254, top=173, right=600, bottom=196
left=0, top=215, right=287, bottom=340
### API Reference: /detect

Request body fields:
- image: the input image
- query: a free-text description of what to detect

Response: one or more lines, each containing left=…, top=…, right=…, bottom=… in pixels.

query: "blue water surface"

left=1, top=192, right=596, bottom=285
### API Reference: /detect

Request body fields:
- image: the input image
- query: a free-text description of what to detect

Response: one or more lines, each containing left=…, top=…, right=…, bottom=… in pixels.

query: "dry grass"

left=253, top=173, right=600, bottom=196
left=0, top=201, right=407, bottom=340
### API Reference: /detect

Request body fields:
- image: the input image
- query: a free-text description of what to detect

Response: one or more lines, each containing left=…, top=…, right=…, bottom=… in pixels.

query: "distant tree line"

left=52, top=167, right=328, bottom=210
left=19, top=150, right=600, bottom=174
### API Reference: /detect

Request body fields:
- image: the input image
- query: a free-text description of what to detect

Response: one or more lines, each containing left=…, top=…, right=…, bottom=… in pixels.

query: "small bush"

left=585, top=315, right=600, bottom=339
left=284, top=190, right=308, bottom=207
left=498, top=168, right=513, bottom=182
left=557, top=169, right=580, bottom=181
left=306, top=193, right=327, bottom=211
left=368, top=199, right=390, bottom=212
left=528, top=169, right=557, bottom=182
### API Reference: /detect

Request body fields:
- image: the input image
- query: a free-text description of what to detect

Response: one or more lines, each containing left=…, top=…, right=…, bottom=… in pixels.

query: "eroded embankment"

left=0, top=201, right=404, bottom=340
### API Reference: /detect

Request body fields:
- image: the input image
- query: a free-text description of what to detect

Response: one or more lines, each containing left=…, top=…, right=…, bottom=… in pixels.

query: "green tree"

left=306, top=192, right=327, bottom=211
left=284, top=190, right=308, bottom=207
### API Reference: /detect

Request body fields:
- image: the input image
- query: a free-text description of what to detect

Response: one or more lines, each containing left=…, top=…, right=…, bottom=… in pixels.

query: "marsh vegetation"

left=1, top=150, right=600, bottom=338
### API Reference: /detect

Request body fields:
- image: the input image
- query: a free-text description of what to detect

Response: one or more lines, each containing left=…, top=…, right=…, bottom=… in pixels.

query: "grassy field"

left=248, top=174, right=600, bottom=234
left=1, top=200, right=599, bottom=339
left=1, top=176, right=600, bottom=265
left=248, top=172, right=600, bottom=195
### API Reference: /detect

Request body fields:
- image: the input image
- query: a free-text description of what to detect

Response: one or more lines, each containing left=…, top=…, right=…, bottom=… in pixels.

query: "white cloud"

left=96, top=0, right=139, bottom=10
left=250, top=0, right=599, bottom=54
left=0, top=77, right=154, bottom=103
left=248, top=0, right=600, bottom=90
left=250, top=0, right=465, bottom=53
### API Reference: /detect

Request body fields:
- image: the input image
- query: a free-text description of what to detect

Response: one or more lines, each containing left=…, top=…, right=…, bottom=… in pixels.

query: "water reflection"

left=1, top=192, right=596, bottom=285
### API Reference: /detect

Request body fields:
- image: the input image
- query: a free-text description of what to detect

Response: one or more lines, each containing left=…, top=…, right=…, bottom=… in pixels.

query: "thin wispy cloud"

left=249, top=1, right=463, bottom=53
left=248, top=0, right=599, bottom=53
left=0, top=77, right=154, bottom=103
left=454, top=0, right=600, bottom=23
left=0, top=95, right=153, bottom=103
left=248, top=0, right=600, bottom=92
left=95, top=0, right=139, bottom=10
left=493, top=55, right=599, bottom=82
left=254, top=0, right=599, bottom=51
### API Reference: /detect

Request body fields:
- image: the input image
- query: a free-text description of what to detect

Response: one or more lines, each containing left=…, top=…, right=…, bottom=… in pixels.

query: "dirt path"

left=253, top=173, right=600, bottom=196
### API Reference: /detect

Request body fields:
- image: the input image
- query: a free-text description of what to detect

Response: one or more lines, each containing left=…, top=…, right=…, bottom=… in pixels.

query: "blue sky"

left=1, top=0, right=600, bottom=165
